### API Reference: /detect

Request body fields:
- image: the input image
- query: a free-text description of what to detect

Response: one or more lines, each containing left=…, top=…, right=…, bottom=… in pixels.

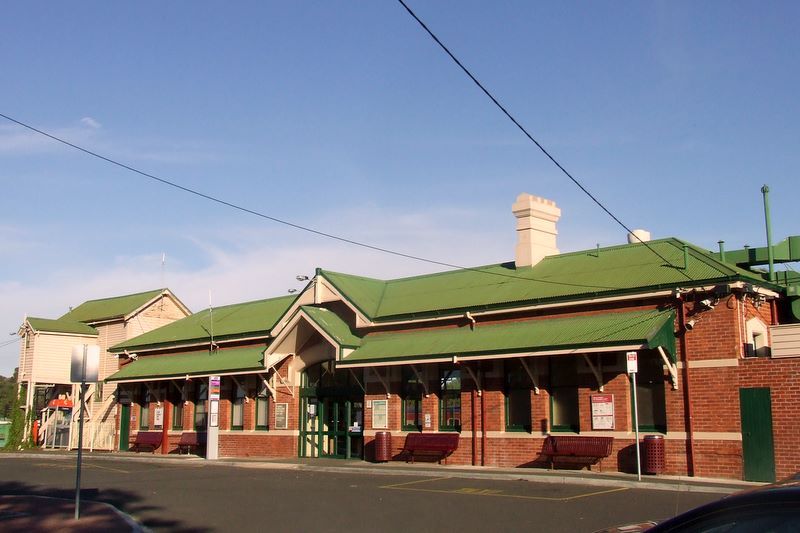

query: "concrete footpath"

left=0, top=450, right=761, bottom=531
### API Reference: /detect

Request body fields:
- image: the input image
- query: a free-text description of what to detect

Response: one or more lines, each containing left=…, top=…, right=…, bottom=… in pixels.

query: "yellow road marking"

left=382, top=480, right=629, bottom=502
left=33, top=461, right=130, bottom=474
left=380, top=477, right=451, bottom=489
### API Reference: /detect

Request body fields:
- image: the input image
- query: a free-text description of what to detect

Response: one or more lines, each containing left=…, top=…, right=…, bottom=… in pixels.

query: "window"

left=94, top=382, right=104, bottom=403
left=505, top=360, right=532, bottom=432
left=632, top=354, right=666, bottom=432
left=171, top=386, right=184, bottom=431
left=139, top=386, right=151, bottom=430
left=402, top=367, right=423, bottom=431
left=256, top=382, right=270, bottom=430
left=230, top=381, right=245, bottom=430
left=550, top=357, right=579, bottom=432
left=439, top=367, right=461, bottom=432
left=745, top=317, right=771, bottom=357
left=194, top=382, right=208, bottom=430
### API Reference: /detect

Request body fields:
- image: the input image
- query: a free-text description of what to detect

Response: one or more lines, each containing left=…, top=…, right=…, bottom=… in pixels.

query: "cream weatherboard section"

left=769, top=324, right=800, bottom=358
left=124, top=294, right=190, bottom=339
left=30, top=332, right=98, bottom=385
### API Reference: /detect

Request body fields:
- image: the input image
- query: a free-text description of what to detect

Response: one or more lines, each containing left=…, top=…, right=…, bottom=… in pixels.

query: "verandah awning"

left=105, top=345, right=267, bottom=383
left=336, top=308, right=676, bottom=368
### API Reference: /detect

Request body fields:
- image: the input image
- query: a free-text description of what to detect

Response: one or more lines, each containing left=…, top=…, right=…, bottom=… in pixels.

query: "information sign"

left=372, top=399, right=388, bottom=429
left=590, top=394, right=615, bottom=430
left=275, top=403, right=289, bottom=429
left=626, top=351, right=638, bottom=374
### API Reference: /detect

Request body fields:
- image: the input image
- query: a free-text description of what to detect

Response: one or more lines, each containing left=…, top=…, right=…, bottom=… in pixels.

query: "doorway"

left=739, top=387, right=776, bottom=482
left=119, top=403, right=130, bottom=451
left=299, top=361, right=363, bottom=459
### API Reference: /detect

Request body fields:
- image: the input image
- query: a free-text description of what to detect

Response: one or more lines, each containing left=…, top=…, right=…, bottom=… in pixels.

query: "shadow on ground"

left=0, top=480, right=209, bottom=532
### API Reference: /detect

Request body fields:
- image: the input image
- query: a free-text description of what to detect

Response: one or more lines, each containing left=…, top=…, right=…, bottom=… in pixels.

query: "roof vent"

left=512, top=193, right=561, bottom=268
left=627, top=229, right=651, bottom=244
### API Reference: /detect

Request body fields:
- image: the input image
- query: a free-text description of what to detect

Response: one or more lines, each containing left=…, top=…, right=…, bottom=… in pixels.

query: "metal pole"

left=75, top=345, right=86, bottom=520
left=761, top=185, right=775, bottom=281
left=632, top=372, right=641, bottom=481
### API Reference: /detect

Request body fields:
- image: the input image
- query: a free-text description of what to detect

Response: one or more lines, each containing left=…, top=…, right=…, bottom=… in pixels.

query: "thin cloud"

left=80, top=117, right=102, bottom=129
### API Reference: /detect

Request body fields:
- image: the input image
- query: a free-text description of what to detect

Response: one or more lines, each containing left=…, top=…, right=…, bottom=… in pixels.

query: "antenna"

left=160, top=252, right=166, bottom=288
left=208, top=289, right=217, bottom=353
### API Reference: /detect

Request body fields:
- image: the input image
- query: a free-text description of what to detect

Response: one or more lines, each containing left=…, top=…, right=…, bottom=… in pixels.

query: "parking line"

left=381, top=478, right=629, bottom=502
left=380, top=477, right=452, bottom=489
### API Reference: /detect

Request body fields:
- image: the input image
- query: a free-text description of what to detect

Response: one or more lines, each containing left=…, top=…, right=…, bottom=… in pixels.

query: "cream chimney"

left=512, top=193, right=561, bottom=268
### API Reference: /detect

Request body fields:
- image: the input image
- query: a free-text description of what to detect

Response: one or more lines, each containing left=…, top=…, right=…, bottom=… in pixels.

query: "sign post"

left=206, top=375, right=220, bottom=460
left=627, top=351, right=641, bottom=481
left=70, top=344, right=100, bottom=520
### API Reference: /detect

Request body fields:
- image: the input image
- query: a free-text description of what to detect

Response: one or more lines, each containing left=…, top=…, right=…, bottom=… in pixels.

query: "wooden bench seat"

left=131, top=431, right=163, bottom=453
left=400, top=432, right=460, bottom=464
left=541, top=435, right=614, bottom=471
left=178, top=432, right=206, bottom=455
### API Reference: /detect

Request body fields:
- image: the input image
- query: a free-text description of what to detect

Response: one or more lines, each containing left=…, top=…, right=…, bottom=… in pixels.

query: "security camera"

left=129, top=353, right=138, bottom=360
left=699, top=299, right=715, bottom=309
left=685, top=319, right=696, bottom=331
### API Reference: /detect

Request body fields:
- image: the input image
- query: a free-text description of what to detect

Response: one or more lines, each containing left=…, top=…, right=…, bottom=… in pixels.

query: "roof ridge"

left=75, top=288, right=166, bottom=305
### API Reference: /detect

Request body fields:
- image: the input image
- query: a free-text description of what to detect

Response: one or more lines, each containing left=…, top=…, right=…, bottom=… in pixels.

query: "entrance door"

left=321, top=398, right=347, bottom=458
left=739, top=388, right=776, bottom=482
left=119, top=403, right=130, bottom=452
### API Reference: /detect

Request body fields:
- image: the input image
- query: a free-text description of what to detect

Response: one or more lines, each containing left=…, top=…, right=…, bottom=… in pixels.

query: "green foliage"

left=0, top=368, right=19, bottom=420
left=4, top=386, right=28, bottom=449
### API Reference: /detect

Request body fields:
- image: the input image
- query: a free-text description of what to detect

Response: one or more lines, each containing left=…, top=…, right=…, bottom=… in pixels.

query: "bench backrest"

left=134, top=431, right=163, bottom=446
left=178, top=432, right=207, bottom=446
left=404, top=432, right=460, bottom=451
left=543, top=436, right=613, bottom=456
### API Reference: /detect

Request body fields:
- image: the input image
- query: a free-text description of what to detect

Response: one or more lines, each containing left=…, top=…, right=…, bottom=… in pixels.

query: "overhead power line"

left=395, top=0, right=692, bottom=281
left=0, top=112, right=626, bottom=291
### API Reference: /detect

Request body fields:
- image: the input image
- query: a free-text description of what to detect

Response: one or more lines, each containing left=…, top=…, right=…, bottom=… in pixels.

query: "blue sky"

left=1, top=1, right=798, bottom=375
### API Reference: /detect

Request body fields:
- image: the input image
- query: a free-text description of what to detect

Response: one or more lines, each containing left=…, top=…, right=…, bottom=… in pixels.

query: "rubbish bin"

left=374, top=431, right=392, bottom=462
left=643, top=435, right=665, bottom=474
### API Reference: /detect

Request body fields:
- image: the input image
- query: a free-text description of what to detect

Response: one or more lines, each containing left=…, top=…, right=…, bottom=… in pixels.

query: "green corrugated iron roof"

left=323, top=238, right=770, bottom=322
left=300, top=306, right=361, bottom=348
left=26, top=317, right=98, bottom=336
left=111, top=295, right=296, bottom=352
left=105, top=345, right=266, bottom=382
left=338, top=308, right=676, bottom=366
left=59, top=289, right=166, bottom=323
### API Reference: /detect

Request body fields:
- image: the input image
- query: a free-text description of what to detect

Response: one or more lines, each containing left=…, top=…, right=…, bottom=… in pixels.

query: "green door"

left=739, top=388, right=776, bottom=482
left=321, top=398, right=347, bottom=458
left=119, top=403, right=130, bottom=452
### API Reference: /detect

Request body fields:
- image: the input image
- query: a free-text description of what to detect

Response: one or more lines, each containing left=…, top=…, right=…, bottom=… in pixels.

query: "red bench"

left=131, top=431, right=163, bottom=453
left=178, top=432, right=206, bottom=455
left=541, top=435, right=614, bottom=471
left=400, top=433, right=460, bottom=464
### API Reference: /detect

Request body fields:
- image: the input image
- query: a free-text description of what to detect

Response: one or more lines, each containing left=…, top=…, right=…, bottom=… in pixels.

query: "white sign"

left=70, top=345, right=101, bottom=383
left=372, top=399, right=388, bottom=429
left=626, top=351, right=638, bottom=374
left=154, top=407, right=164, bottom=428
left=424, top=413, right=431, bottom=428
left=275, top=403, right=289, bottom=429
left=590, top=394, right=615, bottom=430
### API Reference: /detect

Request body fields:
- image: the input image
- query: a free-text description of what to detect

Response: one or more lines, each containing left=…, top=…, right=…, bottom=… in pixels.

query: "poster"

left=590, top=394, right=615, bottom=430
left=209, top=376, right=221, bottom=400
left=372, top=399, right=388, bottom=429
left=153, top=407, right=164, bottom=428
left=275, top=403, right=288, bottom=429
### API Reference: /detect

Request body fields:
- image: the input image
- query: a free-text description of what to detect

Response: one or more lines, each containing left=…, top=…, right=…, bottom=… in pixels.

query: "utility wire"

left=0, top=337, right=21, bottom=349
left=0, top=112, right=628, bottom=291
left=395, top=0, right=693, bottom=282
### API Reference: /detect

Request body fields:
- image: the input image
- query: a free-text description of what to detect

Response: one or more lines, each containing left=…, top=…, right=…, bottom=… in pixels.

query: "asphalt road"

left=0, top=455, right=723, bottom=532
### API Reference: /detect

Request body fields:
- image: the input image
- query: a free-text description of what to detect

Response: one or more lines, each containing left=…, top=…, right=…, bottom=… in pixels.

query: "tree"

left=0, top=368, right=19, bottom=420
left=4, top=384, right=30, bottom=449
